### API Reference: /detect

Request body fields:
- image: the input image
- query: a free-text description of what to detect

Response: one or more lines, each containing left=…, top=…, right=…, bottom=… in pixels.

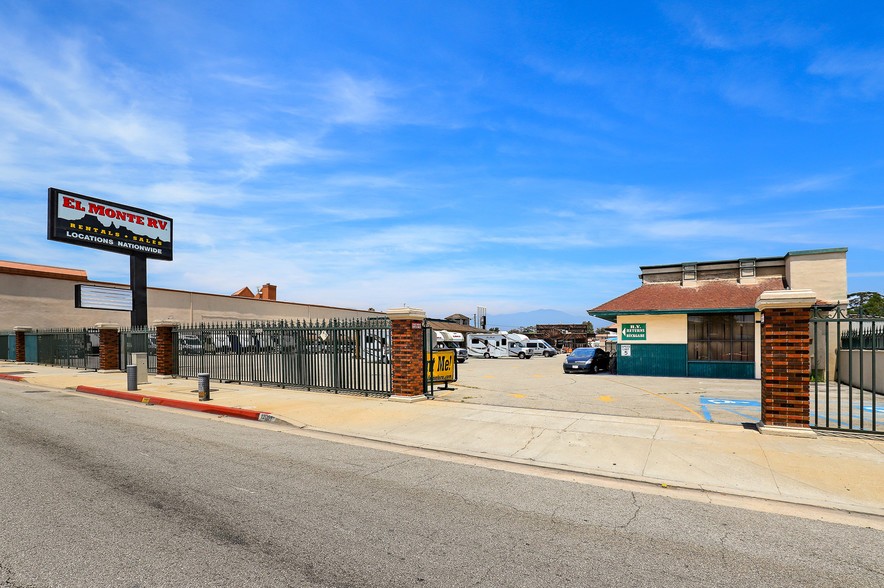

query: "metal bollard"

left=198, top=373, right=210, bottom=401
left=127, top=365, right=137, bottom=391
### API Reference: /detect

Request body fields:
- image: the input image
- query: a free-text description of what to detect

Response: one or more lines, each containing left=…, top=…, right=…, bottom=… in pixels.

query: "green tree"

left=848, top=292, right=884, bottom=316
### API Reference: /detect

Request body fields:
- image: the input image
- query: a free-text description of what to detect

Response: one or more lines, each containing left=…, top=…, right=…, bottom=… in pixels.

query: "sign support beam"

left=130, top=254, right=147, bottom=327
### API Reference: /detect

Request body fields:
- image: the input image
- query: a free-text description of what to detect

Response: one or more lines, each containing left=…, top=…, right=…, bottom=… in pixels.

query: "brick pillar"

left=13, top=326, right=31, bottom=363
left=96, top=324, right=121, bottom=372
left=154, top=320, right=179, bottom=377
left=755, top=290, right=817, bottom=437
left=387, top=307, right=427, bottom=400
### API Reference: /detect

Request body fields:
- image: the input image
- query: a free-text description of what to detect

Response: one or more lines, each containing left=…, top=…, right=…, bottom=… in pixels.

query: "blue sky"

left=1, top=1, right=882, bottom=319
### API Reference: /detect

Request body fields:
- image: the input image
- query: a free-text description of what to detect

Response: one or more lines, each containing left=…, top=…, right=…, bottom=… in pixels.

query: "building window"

left=687, top=313, right=754, bottom=362
left=682, top=263, right=697, bottom=282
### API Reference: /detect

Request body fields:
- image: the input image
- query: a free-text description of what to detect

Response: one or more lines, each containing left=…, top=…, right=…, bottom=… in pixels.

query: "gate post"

left=13, top=326, right=31, bottom=363
left=154, top=320, right=179, bottom=378
left=387, top=307, right=427, bottom=401
left=755, top=290, right=817, bottom=437
left=96, top=324, right=121, bottom=372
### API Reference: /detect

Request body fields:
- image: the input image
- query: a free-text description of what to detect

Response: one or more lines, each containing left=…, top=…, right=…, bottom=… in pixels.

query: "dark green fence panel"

left=687, top=361, right=755, bottom=379
left=1, top=334, right=10, bottom=361
left=176, top=318, right=392, bottom=396
left=33, top=329, right=99, bottom=370
left=119, top=328, right=157, bottom=373
left=25, top=335, right=38, bottom=363
left=617, top=343, right=687, bottom=377
left=810, top=307, right=881, bottom=434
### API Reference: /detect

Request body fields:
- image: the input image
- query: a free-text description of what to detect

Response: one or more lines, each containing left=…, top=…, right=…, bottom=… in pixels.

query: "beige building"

left=588, top=248, right=848, bottom=379
left=0, top=259, right=383, bottom=330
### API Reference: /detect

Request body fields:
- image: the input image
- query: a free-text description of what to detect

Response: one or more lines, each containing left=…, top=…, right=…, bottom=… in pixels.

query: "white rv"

left=526, top=339, right=557, bottom=357
left=434, top=330, right=469, bottom=363
left=467, top=332, right=534, bottom=359
left=359, top=331, right=390, bottom=363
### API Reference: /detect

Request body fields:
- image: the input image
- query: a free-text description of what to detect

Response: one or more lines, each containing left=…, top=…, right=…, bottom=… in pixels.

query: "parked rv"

left=467, top=332, right=533, bottom=359
left=434, top=330, right=468, bottom=363
left=526, top=339, right=557, bottom=357
left=360, top=331, right=390, bottom=363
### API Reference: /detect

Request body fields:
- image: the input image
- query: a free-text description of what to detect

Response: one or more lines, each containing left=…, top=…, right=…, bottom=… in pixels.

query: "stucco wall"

left=786, top=250, right=848, bottom=305
left=837, top=350, right=883, bottom=395
left=617, top=314, right=687, bottom=344
left=0, top=272, right=382, bottom=329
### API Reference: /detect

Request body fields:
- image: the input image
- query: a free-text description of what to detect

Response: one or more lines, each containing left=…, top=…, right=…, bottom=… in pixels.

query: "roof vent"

left=739, top=258, right=756, bottom=284
left=682, top=263, right=697, bottom=287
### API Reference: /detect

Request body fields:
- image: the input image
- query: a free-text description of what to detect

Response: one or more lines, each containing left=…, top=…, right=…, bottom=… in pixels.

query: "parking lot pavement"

left=434, top=355, right=763, bottom=424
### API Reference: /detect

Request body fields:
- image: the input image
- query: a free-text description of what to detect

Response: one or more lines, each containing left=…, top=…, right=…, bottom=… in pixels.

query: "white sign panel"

left=75, top=284, right=133, bottom=311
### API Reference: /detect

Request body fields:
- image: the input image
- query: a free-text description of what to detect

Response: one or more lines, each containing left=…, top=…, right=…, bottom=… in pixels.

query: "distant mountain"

left=486, top=309, right=611, bottom=331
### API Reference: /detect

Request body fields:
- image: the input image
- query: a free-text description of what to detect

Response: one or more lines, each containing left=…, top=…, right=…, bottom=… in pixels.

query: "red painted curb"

left=75, top=385, right=274, bottom=422
left=0, top=374, right=24, bottom=382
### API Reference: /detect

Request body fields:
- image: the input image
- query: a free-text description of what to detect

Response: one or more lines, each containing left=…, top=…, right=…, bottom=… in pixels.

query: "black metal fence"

left=33, top=328, right=99, bottom=370
left=175, top=319, right=392, bottom=396
left=811, top=307, right=881, bottom=434
left=840, top=324, right=884, bottom=350
left=120, top=327, right=157, bottom=373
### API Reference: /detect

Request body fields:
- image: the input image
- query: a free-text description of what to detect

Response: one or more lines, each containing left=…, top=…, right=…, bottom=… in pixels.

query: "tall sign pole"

left=130, top=254, right=148, bottom=327
left=47, top=187, right=173, bottom=328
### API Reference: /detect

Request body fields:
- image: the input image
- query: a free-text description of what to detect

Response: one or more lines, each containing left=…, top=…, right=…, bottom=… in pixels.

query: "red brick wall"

left=760, top=308, right=811, bottom=427
left=156, top=325, right=177, bottom=376
left=391, top=319, right=424, bottom=396
left=15, top=331, right=26, bottom=362
left=98, top=328, right=120, bottom=371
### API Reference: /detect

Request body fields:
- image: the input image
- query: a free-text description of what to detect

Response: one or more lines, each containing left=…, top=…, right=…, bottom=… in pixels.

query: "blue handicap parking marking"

left=701, top=398, right=761, bottom=407
left=700, top=397, right=761, bottom=423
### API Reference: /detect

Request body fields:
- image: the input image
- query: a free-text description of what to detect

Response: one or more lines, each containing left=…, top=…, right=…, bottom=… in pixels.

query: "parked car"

left=562, top=347, right=610, bottom=373
left=526, top=339, right=557, bottom=357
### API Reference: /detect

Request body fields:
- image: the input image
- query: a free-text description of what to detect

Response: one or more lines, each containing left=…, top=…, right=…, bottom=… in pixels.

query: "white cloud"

left=206, top=130, right=338, bottom=180
left=321, top=72, right=394, bottom=125
left=766, top=173, right=847, bottom=195
left=808, top=49, right=884, bottom=99
left=0, top=28, right=189, bottom=165
left=664, top=4, right=818, bottom=51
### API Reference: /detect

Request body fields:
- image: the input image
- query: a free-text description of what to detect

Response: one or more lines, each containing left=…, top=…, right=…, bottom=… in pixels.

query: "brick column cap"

left=13, top=326, right=32, bottom=332
left=386, top=307, right=426, bottom=321
left=152, top=320, right=180, bottom=328
left=94, top=323, right=121, bottom=331
left=755, top=289, right=817, bottom=311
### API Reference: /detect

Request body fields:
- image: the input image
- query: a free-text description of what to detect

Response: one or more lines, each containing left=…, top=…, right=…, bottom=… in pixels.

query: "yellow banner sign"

left=427, top=350, right=456, bottom=382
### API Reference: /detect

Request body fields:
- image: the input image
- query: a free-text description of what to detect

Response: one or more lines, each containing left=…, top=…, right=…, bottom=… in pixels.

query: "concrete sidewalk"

left=2, top=362, right=883, bottom=523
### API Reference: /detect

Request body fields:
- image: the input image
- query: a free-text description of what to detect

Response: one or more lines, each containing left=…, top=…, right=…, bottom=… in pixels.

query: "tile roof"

left=426, top=319, right=485, bottom=333
left=589, top=278, right=785, bottom=315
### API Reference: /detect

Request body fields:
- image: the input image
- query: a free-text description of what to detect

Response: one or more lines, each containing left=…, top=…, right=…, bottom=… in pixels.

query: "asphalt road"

left=1, top=381, right=882, bottom=587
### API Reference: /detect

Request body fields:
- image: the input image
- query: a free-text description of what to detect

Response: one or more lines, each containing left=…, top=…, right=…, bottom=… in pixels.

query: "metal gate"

left=810, top=307, right=882, bottom=434
left=33, top=329, right=99, bottom=370
left=175, top=319, right=392, bottom=396
left=120, top=328, right=157, bottom=373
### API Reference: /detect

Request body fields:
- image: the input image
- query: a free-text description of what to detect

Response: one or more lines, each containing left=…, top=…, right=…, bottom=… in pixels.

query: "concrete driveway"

left=434, top=355, right=762, bottom=424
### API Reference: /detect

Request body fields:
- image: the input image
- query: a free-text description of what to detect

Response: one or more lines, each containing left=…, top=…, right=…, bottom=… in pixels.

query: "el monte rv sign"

left=47, top=187, right=173, bottom=261
left=47, top=187, right=173, bottom=326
